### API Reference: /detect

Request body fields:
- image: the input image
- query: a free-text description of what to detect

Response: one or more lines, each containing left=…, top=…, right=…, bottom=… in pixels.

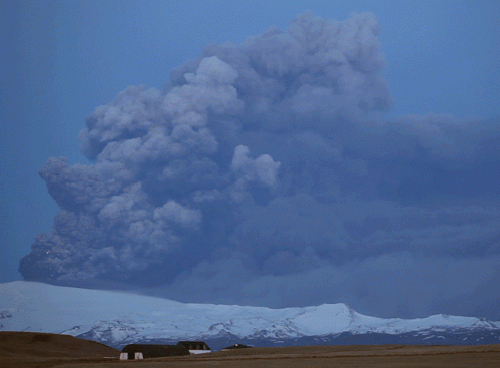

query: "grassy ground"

left=0, top=331, right=119, bottom=368
left=2, top=332, right=500, bottom=368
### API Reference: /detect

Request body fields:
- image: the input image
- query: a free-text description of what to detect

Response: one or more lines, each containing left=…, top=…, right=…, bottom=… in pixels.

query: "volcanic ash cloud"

left=19, top=11, right=500, bottom=318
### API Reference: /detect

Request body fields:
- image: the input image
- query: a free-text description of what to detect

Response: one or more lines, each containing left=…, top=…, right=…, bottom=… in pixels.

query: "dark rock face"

left=90, top=328, right=500, bottom=351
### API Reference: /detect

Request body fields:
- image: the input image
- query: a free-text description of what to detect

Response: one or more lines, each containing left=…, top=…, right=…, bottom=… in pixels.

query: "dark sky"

left=1, top=0, right=500, bottom=320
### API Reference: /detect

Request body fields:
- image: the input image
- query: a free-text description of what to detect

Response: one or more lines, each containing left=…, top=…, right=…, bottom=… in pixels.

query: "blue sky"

left=1, top=0, right=499, bottom=319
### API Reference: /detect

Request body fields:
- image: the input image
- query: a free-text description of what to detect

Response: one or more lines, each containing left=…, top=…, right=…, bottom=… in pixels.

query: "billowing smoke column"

left=20, top=12, right=500, bottom=318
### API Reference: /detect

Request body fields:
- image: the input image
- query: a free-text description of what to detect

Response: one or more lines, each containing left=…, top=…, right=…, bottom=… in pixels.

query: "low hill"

left=0, top=331, right=119, bottom=368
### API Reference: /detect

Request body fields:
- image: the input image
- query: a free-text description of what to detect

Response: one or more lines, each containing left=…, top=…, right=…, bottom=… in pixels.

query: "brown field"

left=0, top=331, right=119, bottom=368
left=1, top=332, right=500, bottom=368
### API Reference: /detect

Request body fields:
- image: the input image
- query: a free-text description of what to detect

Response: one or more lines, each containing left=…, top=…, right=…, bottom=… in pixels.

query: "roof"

left=176, top=341, right=211, bottom=351
left=222, top=343, right=252, bottom=350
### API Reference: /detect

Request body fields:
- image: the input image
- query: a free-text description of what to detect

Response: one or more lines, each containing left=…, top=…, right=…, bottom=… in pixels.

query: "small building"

left=120, top=344, right=189, bottom=360
left=176, top=341, right=211, bottom=354
left=222, top=343, right=252, bottom=351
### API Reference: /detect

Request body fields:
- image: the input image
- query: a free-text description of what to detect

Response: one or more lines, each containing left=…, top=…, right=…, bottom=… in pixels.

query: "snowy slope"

left=1, top=281, right=499, bottom=348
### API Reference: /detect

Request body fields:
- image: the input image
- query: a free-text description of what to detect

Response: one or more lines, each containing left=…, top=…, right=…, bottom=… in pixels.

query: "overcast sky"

left=1, top=0, right=500, bottom=320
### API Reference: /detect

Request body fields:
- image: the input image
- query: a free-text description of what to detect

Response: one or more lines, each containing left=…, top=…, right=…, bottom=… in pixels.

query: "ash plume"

left=19, top=11, right=500, bottom=318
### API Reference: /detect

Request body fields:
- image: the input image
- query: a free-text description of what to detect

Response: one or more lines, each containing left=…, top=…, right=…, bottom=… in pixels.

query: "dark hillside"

left=0, top=331, right=119, bottom=368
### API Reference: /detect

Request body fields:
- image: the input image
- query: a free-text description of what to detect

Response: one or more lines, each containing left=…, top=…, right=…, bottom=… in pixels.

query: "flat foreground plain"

left=1, top=332, right=500, bottom=368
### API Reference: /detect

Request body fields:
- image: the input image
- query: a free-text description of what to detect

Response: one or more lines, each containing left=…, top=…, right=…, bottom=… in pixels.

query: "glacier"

left=1, top=281, right=499, bottom=349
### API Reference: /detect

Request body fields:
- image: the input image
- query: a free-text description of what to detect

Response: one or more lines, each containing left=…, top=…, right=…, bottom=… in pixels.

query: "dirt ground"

left=0, top=331, right=119, bottom=368
left=2, top=332, right=500, bottom=368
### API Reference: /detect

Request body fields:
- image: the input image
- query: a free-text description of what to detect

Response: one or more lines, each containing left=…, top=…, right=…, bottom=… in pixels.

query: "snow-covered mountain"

left=1, top=281, right=499, bottom=350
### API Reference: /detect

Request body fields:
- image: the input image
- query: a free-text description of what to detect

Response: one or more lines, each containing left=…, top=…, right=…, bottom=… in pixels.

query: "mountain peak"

left=1, top=281, right=499, bottom=348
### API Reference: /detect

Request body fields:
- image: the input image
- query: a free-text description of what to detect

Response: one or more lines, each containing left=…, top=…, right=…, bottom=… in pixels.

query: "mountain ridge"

left=1, top=281, right=499, bottom=349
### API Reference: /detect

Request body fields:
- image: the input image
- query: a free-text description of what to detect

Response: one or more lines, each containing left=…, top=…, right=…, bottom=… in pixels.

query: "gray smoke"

left=20, top=11, right=500, bottom=319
